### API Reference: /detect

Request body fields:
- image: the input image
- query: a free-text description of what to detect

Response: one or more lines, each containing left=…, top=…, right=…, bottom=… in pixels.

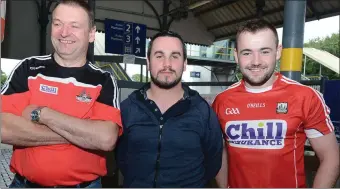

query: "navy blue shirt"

left=117, top=84, right=223, bottom=187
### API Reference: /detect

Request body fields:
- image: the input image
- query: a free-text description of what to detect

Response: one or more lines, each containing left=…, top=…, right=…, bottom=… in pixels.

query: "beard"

left=241, top=65, right=275, bottom=87
left=150, top=67, right=183, bottom=89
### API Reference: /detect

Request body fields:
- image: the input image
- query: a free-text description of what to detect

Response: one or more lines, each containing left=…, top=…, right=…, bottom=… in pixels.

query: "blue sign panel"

left=190, top=71, right=201, bottom=78
left=104, top=19, right=146, bottom=57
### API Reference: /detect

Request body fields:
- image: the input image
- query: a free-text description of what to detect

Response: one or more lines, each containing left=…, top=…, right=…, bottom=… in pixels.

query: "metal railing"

left=95, top=62, right=131, bottom=81
left=186, top=45, right=235, bottom=61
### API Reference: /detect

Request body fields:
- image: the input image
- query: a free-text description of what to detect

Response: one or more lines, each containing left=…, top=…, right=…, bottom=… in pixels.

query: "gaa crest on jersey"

left=76, top=89, right=92, bottom=103
left=276, top=102, right=288, bottom=114
left=225, top=119, right=287, bottom=149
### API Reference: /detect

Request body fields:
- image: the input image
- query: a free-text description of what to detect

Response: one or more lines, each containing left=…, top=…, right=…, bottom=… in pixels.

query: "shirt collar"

left=138, top=83, right=190, bottom=101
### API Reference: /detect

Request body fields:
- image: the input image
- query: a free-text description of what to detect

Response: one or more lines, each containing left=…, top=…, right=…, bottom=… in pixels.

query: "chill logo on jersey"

left=225, top=119, right=287, bottom=149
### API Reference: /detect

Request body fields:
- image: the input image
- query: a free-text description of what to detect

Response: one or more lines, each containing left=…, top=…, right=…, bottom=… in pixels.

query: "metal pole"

left=87, top=0, right=95, bottom=63
left=39, top=0, right=48, bottom=55
left=161, top=0, right=169, bottom=30
left=280, top=0, right=306, bottom=82
left=320, top=76, right=326, bottom=94
left=319, top=64, right=322, bottom=77
left=140, top=65, right=143, bottom=82
left=303, top=55, right=306, bottom=76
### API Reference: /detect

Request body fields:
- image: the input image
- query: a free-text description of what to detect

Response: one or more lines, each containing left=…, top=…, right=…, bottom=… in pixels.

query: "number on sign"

left=126, top=35, right=130, bottom=43
left=126, top=24, right=131, bottom=33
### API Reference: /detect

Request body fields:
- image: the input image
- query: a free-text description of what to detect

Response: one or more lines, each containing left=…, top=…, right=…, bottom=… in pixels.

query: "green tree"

left=303, top=33, right=340, bottom=80
left=132, top=74, right=150, bottom=82
left=1, top=71, right=7, bottom=87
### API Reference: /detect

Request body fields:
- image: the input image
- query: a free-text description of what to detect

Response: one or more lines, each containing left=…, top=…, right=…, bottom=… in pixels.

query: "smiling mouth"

left=248, top=68, right=266, bottom=72
left=59, top=39, right=75, bottom=44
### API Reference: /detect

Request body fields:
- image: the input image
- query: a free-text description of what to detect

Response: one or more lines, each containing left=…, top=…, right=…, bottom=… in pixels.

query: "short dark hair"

left=52, top=0, right=95, bottom=29
left=235, top=19, right=279, bottom=49
left=147, top=30, right=187, bottom=60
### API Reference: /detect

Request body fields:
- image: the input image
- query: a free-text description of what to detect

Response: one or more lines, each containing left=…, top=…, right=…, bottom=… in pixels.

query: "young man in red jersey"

left=213, top=19, right=339, bottom=188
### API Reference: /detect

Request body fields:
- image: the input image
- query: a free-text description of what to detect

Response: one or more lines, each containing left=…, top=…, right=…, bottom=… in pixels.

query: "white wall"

left=182, top=65, right=211, bottom=94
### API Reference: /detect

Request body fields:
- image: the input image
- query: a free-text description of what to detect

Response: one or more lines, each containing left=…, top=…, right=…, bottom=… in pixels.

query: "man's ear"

left=276, top=44, right=282, bottom=61
left=183, top=59, right=187, bottom=72
left=234, top=48, right=239, bottom=64
left=146, top=57, right=150, bottom=71
left=89, top=26, right=96, bottom=43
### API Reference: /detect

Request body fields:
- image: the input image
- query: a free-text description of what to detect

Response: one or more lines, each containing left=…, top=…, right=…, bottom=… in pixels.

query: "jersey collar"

left=242, top=72, right=282, bottom=93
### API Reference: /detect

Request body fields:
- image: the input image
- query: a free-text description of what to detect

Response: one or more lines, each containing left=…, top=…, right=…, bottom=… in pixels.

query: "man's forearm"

left=313, top=157, right=340, bottom=188
left=310, top=133, right=340, bottom=188
left=1, top=113, right=69, bottom=146
left=40, top=108, right=119, bottom=151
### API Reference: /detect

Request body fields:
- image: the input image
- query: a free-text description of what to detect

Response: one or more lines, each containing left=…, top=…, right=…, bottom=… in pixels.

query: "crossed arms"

left=1, top=62, right=121, bottom=151
left=1, top=106, right=120, bottom=151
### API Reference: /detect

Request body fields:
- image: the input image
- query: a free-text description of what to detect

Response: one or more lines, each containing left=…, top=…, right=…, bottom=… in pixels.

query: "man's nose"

left=252, top=52, right=261, bottom=65
left=61, top=26, right=70, bottom=37
left=163, top=58, right=171, bottom=68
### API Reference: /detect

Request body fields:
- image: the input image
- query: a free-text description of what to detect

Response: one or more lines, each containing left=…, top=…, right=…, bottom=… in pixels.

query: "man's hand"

left=1, top=112, right=70, bottom=147
left=22, top=104, right=40, bottom=121
left=40, top=107, right=120, bottom=151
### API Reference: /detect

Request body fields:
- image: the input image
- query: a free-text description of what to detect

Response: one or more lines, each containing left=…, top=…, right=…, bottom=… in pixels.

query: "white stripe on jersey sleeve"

left=305, top=129, right=324, bottom=138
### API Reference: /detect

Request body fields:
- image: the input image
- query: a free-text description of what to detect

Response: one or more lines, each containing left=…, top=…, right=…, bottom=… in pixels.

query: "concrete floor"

left=0, top=144, right=14, bottom=188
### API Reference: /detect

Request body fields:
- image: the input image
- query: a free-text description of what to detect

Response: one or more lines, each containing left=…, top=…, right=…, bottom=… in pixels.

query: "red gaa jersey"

left=212, top=73, right=334, bottom=188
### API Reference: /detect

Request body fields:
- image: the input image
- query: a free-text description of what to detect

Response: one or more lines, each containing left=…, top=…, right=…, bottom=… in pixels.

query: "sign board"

left=190, top=71, right=201, bottom=78
left=104, top=19, right=146, bottom=57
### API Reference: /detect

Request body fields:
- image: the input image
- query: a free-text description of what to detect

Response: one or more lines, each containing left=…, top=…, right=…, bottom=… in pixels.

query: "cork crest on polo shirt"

left=76, top=89, right=93, bottom=103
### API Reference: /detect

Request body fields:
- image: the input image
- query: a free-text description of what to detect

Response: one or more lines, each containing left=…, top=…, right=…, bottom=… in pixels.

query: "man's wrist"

left=38, top=107, right=49, bottom=124
left=31, top=106, right=48, bottom=124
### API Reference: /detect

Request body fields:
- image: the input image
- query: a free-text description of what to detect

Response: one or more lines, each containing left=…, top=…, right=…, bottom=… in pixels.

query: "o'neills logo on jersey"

left=247, top=103, right=265, bottom=108
left=225, top=119, right=287, bottom=149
